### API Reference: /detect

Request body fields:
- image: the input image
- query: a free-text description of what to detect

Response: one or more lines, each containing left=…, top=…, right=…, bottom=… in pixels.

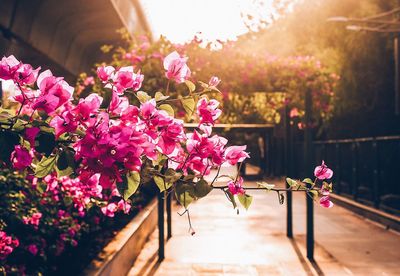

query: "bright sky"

left=140, top=0, right=293, bottom=43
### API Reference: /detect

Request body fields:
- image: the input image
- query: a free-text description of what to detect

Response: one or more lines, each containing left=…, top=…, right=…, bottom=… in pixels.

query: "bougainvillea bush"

left=76, top=31, right=339, bottom=127
left=0, top=51, right=334, bottom=274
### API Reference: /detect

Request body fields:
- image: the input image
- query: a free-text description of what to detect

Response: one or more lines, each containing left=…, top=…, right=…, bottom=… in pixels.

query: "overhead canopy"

left=0, top=0, right=150, bottom=81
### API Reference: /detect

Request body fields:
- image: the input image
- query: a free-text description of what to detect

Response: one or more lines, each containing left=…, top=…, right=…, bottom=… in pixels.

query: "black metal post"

left=157, top=192, right=165, bottom=261
left=304, top=88, right=314, bottom=261
left=372, top=140, right=380, bottom=208
left=351, top=142, right=358, bottom=200
left=166, top=191, right=172, bottom=240
left=335, top=142, right=341, bottom=195
left=394, top=37, right=400, bottom=115
left=284, top=105, right=293, bottom=238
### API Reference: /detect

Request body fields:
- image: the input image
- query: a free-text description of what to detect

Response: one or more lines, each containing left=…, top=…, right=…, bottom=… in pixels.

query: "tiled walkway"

left=128, top=178, right=400, bottom=276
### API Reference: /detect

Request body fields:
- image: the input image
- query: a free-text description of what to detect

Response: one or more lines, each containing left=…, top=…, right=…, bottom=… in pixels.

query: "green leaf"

left=181, top=98, right=195, bottom=117
left=19, top=137, right=31, bottom=151
left=164, top=168, right=182, bottom=183
left=185, top=80, right=196, bottom=93
left=159, top=104, right=174, bottom=117
left=238, top=194, right=253, bottom=210
left=177, top=191, right=194, bottom=208
left=136, top=91, right=152, bottom=103
left=124, top=171, right=141, bottom=200
left=13, top=119, right=27, bottom=132
left=286, top=177, right=298, bottom=188
left=302, top=178, right=314, bottom=186
left=34, top=155, right=57, bottom=178
left=155, top=91, right=169, bottom=102
left=154, top=175, right=172, bottom=192
left=56, top=166, right=74, bottom=178
left=194, top=179, right=212, bottom=198
left=309, top=189, right=319, bottom=200
left=225, top=190, right=237, bottom=209
left=257, top=181, right=275, bottom=192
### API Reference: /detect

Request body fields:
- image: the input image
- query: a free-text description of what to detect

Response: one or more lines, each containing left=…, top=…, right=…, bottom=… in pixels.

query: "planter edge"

left=83, top=197, right=158, bottom=276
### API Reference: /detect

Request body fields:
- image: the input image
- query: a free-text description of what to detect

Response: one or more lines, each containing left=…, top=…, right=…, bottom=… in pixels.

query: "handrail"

left=313, top=135, right=400, bottom=144
left=183, top=123, right=274, bottom=129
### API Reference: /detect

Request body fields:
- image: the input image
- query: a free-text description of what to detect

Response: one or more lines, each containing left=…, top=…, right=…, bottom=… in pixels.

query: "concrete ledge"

left=84, top=198, right=158, bottom=276
left=331, top=194, right=400, bottom=232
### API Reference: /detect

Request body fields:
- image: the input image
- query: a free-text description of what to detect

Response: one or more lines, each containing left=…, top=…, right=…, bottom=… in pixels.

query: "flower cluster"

left=0, top=231, right=19, bottom=260
left=0, top=51, right=250, bottom=272
left=314, top=160, right=334, bottom=208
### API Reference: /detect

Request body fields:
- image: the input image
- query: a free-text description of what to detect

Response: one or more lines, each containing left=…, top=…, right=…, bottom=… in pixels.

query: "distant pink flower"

left=228, top=177, right=245, bottom=195
left=163, top=51, right=191, bottom=83
left=23, top=212, right=42, bottom=227
left=97, top=65, right=115, bottom=82
left=10, top=145, right=33, bottom=170
left=27, top=244, right=38, bottom=256
left=0, top=231, right=19, bottom=260
left=314, top=160, right=333, bottom=180
left=224, top=145, right=249, bottom=165
left=289, top=108, right=299, bottom=118
left=83, top=76, right=95, bottom=86
left=208, top=76, right=220, bottom=87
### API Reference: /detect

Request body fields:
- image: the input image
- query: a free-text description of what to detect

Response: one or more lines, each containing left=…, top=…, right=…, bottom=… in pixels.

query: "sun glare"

left=140, top=0, right=297, bottom=43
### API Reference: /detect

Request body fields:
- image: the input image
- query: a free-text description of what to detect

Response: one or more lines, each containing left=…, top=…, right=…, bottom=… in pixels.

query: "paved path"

left=128, top=178, right=400, bottom=276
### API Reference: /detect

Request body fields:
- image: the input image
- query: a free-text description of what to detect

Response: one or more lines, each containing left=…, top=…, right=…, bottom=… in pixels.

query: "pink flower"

left=196, top=98, right=222, bottom=126
left=14, top=63, right=40, bottom=85
left=159, top=120, right=185, bottom=155
left=0, top=231, right=19, bottom=260
left=27, top=244, right=38, bottom=256
left=0, top=55, right=20, bottom=81
left=83, top=76, right=95, bottom=86
left=227, top=177, right=245, bottom=195
left=314, top=160, right=333, bottom=180
left=117, top=199, right=131, bottom=214
left=32, top=70, right=74, bottom=114
left=101, top=203, right=118, bottom=217
left=112, top=66, right=144, bottom=94
left=97, top=65, right=115, bottom=82
left=10, top=145, right=33, bottom=170
left=224, top=145, right=249, bottom=165
left=208, top=76, right=221, bottom=87
left=163, top=51, right=191, bottom=83
left=50, top=110, right=78, bottom=138
left=319, top=189, right=334, bottom=208
left=25, top=127, right=40, bottom=147
left=289, top=107, right=299, bottom=118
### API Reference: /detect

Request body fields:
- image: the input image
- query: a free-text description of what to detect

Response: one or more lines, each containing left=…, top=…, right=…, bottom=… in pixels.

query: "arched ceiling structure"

left=0, top=0, right=150, bottom=82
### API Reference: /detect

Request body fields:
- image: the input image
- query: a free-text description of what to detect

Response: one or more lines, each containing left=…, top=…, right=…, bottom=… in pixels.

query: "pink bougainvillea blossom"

left=319, top=189, right=334, bottom=208
left=163, top=51, right=191, bottom=83
left=228, top=177, right=245, bottom=195
left=97, top=65, right=115, bottom=82
left=314, top=160, right=333, bottom=180
left=0, top=231, right=19, bottom=260
left=196, top=98, right=222, bottom=126
left=208, top=76, right=221, bottom=87
left=10, top=145, right=33, bottom=170
left=224, top=145, right=249, bottom=166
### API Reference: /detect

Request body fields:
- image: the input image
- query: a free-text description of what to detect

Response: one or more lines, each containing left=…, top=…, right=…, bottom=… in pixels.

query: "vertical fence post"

left=304, top=88, right=314, bottom=261
left=351, top=142, right=358, bottom=200
left=335, top=142, right=341, bottom=195
left=166, top=191, right=172, bottom=240
left=372, top=140, right=380, bottom=208
left=157, top=192, right=165, bottom=261
left=284, top=105, right=293, bottom=238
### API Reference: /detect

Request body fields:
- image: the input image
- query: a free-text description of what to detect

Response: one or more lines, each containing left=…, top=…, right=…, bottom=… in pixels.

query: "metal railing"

left=311, top=135, right=400, bottom=214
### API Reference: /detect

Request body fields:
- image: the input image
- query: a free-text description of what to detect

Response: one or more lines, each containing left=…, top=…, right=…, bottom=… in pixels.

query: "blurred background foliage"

left=237, top=0, right=400, bottom=138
